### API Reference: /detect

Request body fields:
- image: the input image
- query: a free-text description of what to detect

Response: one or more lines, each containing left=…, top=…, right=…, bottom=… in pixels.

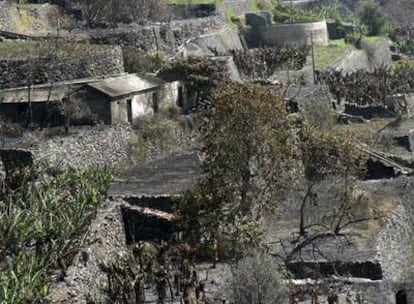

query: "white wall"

left=110, top=99, right=128, bottom=124
left=159, top=81, right=186, bottom=110
left=260, top=20, right=329, bottom=47
left=131, top=92, right=154, bottom=124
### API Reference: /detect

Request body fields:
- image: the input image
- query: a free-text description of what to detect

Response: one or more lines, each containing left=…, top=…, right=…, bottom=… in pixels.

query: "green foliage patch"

left=312, top=39, right=350, bottom=70
left=357, top=1, right=390, bottom=36
left=273, top=3, right=345, bottom=24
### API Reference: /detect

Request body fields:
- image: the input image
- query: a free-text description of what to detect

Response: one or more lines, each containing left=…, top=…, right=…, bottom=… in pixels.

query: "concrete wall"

left=259, top=20, right=329, bottom=47
left=85, top=84, right=187, bottom=126
left=0, top=46, right=124, bottom=89
left=159, top=81, right=185, bottom=110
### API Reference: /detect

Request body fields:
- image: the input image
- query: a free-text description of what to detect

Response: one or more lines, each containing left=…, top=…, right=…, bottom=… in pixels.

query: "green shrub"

left=273, top=9, right=291, bottom=23
left=249, top=0, right=258, bottom=11
left=273, top=3, right=343, bottom=24
left=256, top=0, right=273, bottom=11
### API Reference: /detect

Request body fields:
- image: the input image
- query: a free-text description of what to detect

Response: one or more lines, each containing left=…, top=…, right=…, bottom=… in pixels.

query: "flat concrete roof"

left=87, top=74, right=164, bottom=98
left=109, top=150, right=202, bottom=198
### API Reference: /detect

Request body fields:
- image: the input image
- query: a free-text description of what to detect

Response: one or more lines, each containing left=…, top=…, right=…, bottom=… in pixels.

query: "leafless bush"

left=228, top=252, right=288, bottom=304
left=301, top=100, right=336, bottom=130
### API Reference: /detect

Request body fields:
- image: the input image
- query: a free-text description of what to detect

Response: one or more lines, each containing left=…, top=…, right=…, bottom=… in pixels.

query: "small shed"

left=0, top=73, right=187, bottom=126
left=85, top=74, right=161, bottom=125
left=85, top=74, right=186, bottom=125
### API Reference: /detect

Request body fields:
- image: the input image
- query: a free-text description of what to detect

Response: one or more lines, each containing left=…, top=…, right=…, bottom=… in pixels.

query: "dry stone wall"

left=0, top=46, right=123, bottom=89
left=33, top=125, right=131, bottom=169
left=376, top=194, right=414, bottom=283
left=23, top=118, right=197, bottom=170
left=88, top=17, right=225, bottom=54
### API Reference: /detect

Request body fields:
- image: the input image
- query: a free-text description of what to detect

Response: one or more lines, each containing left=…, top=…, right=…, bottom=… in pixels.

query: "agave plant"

left=0, top=165, right=112, bottom=303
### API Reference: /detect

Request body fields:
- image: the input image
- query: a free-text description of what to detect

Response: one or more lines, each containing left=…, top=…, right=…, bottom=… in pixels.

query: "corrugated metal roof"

left=87, top=74, right=164, bottom=98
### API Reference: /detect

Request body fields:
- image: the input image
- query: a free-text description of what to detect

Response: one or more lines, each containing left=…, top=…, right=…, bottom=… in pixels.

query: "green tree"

left=357, top=2, right=388, bottom=36
left=177, top=83, right=297, bottom=262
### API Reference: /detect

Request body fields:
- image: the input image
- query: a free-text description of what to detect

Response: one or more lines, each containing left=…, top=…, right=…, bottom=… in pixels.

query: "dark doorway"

left=396, top=290, right=407, bottom=304
left=365, top=159, right=398, bottom=180
left=126, top=99, right=132, bottom=123
left=152, top=92, right=159, bottom=113
left=177, top=86, right=184, bottom=107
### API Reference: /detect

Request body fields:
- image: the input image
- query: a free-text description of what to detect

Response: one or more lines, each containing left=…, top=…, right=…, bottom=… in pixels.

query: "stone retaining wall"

left=1, top=117, right=198, bottom=171
left=376, top=191, right=414, bottom=283
left=0, top=46, right=123, bottom=89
